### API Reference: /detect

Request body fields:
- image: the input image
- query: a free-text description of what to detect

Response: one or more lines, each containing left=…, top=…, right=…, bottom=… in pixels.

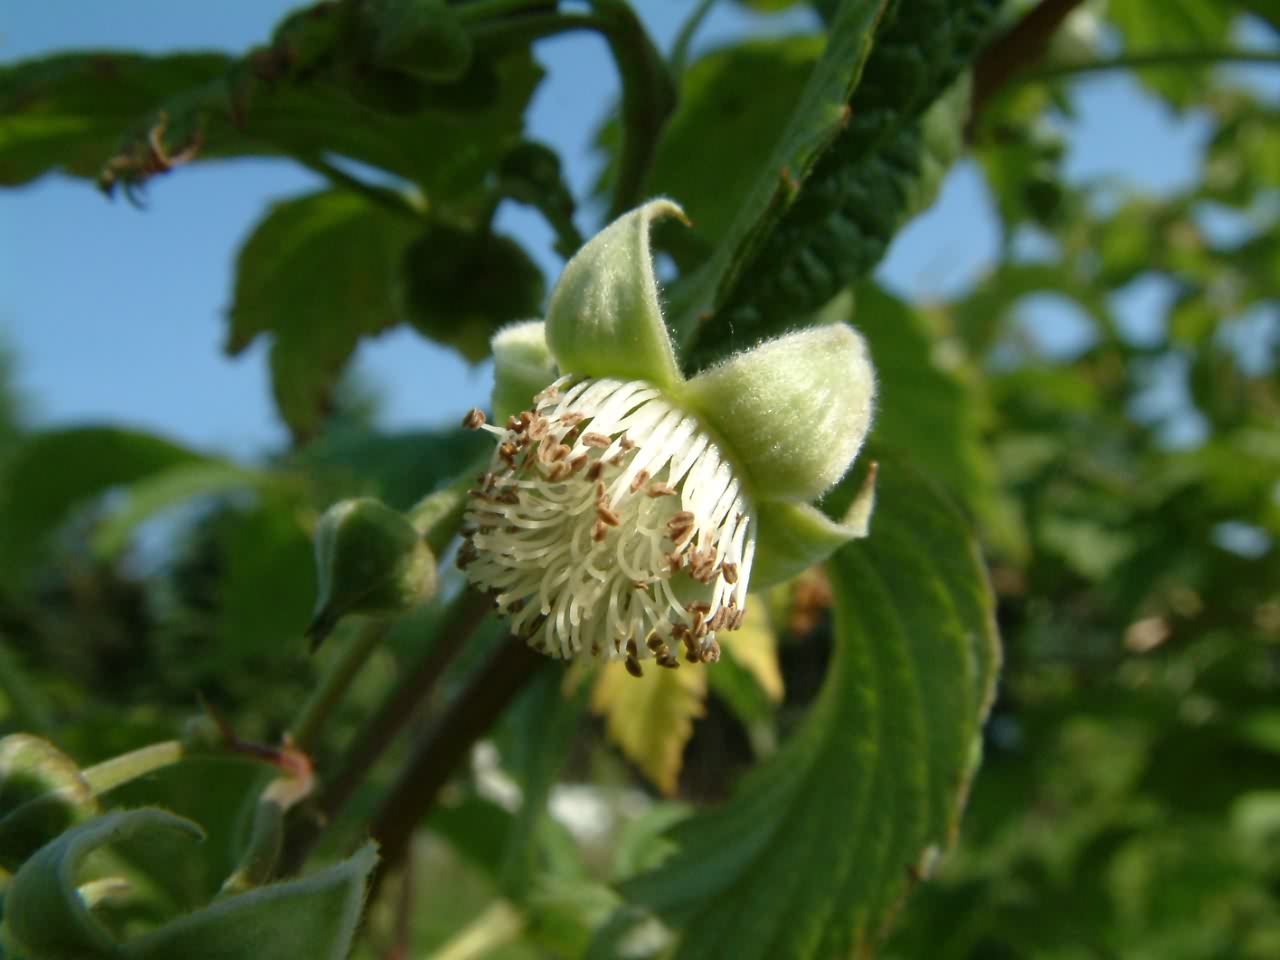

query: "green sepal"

left=686, top=323, right=876, bottom=501
left=1, top=808, right=204, bottom=960
left=490, top=320, right=558, bottom=423
left=750, top=464, right=877, bottom=588
left=0, top=735, right=98, bottom=873
left=308, top=498, right=437, bottom=648
left=545, top=199, right=686, bottom=389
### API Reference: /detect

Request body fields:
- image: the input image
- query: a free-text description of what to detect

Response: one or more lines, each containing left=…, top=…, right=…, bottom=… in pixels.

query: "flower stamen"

left=461, top=375, right=755, bottom=670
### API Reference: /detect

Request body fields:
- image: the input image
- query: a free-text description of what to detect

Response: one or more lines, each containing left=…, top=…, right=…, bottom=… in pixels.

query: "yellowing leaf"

left=725, top=600, right=784, bottom=704
left=591, top=662, right=706, bottom=796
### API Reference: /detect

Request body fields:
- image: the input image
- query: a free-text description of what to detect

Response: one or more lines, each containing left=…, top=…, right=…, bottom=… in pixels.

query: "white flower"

left=461, top=376, right=752, bottom=675
left=457, top=200, right=877, bottom=677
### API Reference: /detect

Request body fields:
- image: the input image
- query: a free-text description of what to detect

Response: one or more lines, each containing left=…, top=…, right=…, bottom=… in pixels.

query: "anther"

left=646, top=482, right=678, bottom=498
left=629, top=469, right=650, bottom=493
left=625, top=656, right=644, bottom=678
left=462, top=408, right=486, bottom=430
left=582, top=432, right=612, bottom=449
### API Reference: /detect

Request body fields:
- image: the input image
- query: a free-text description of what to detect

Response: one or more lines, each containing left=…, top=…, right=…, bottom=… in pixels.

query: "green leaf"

left=850, top=284, right=993, bottom=514
left=1108, top=0, right=1233, bottom=106
left=682, top=0, right=1000, bottom=364
left=2, top=37, right=542, bottom=210
left=126, top=842, right=378, bottom=960
left=0, top=735, right=97, bottom=873
left=400, top=222, right=546, bottom=363
left=214, top=503, right=316, bottom=665
left=0, top=53, right=228, bottom=186
left=89, top=461, right=272, bottom=560
left=226, top=190, right=419, bottom=441
left=644, top=36, right=825, bottom=257
left=0, top=427, right=205, bottom=589
left=2, top=808, right=204, bottom=960
left=368, top=0, right=472, bottom=82
left=664, top=0, right=889, bottom=345
left=613, top=454, right=999, bottom=958
left=298, top=425, right=491, bottom=511
left=592, top=661, right=707, bottom=797
left=497, top=666, right=587, bottom=899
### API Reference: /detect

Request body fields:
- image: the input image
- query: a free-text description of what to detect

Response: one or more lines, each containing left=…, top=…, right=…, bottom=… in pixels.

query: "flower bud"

left=491, top=319, right=558, bottom=423
left=308, top=497, right=436, bottom=647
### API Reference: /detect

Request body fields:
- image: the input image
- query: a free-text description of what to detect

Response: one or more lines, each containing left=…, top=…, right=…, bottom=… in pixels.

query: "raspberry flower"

left=460, top=200, right=876, bottom=677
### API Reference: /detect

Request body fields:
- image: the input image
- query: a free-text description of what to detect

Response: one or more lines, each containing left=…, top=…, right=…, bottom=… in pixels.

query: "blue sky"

left=0, top=3, right=1262, bottom=459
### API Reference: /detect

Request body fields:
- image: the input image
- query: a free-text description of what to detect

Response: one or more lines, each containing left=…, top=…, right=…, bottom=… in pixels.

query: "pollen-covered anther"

left=459, top=375, right=757, bottom=673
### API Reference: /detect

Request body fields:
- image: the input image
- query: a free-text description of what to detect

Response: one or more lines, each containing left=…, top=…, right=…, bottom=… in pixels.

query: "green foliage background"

left=1, top=0, right=1278, bottom=957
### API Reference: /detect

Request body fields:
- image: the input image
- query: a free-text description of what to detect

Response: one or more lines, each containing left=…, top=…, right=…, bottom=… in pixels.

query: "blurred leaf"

left=90, top=461, right=273, bottom=560
left=0, top=52, right=228, bottom=185
left=850, top=285, right=994, bottom=511
left=709, top=602, right=784, bottom=756
left=2, top=808, right=203, bottom=959
left=952, top=262, right=1113, bottom=355
left=0, top=734, right=97, bottom=872
left=591, top=661, right=707, bottom=797
left=400, top=222, right=546, bottom=363
left=646, top=36, right=823, bottom=259
left=0, top=640, right=56, bottom=734
left=720, top=601, right=783, bottom=705
left=0, top=426, right=205, bottom=589
left=214, top=502, right=316, bottom=664
left=497, top=140, right=582, bottom=259
left=498, top=665, right=586, bottom=898
left=688, top=0, right=1001, bottom=362
left=665, top=0, right=888, bottom=344
left=2, top=35, right=542, bottom=210
left=298, top=425, right=490, bottom=511
left=368, top=0, right=472, bottom=82
left=1108, top=0, right=1233, bottom=106
left=615, top=455, right=999, bottom=958
left=227, top=190, right=419, bottom=441
left=127, top=841, right=378, bottom=960
left=609, top=802, right=693, bottom=883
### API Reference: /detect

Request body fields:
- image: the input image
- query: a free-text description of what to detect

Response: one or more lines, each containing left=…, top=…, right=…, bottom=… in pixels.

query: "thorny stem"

left=81, top=740, right=184, bottom=796
left=452, top=0, right=556, bottom=24
left=297, top=153, right=426, bottom=221
left=590, top=0, right=678, bottom=220
left=1025, top=49, right=1280, bottom=79
left=370, top=637, right=545, bottom=885
left=280, top=587, right=495, bottom=873
left=970, top=0, right=1086, bottom=127
left=669, top=0, right=717, bottom=77
left=290, top=618, right=393, bottom=752
left=427, top=899, right=526, bottom=960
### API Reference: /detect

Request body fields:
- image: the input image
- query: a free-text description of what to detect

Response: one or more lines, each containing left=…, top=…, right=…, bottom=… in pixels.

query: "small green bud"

left=491, top=320, right=557, bottom=423
left=686, top=324, right=876, bottom=502
left=545, top=198, right=687, bottom=390
left=0, top=734, right=98, bottom=873
left=308, top=498, right=437, bottom=648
